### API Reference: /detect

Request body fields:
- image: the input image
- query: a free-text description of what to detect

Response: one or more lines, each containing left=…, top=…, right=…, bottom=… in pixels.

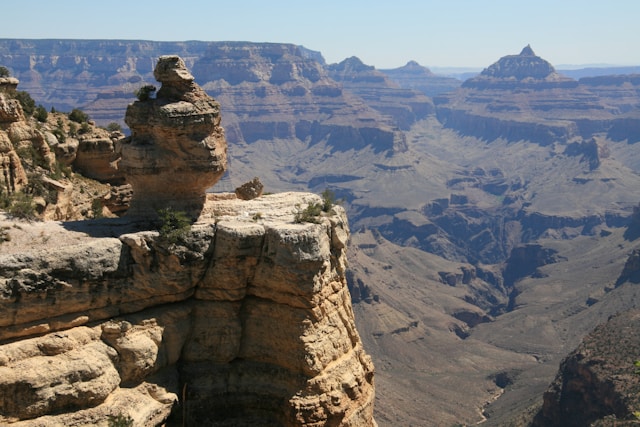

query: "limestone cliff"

left=0, top=192, right=375, bottom=426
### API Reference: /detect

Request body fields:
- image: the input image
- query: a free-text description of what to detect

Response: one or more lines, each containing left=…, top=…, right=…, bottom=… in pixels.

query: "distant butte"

left=463, top=44, right=576, bottom=87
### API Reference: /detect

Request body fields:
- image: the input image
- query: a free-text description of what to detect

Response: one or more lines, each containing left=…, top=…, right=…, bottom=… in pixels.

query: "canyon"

left=2, top=39, right=640, bottom=425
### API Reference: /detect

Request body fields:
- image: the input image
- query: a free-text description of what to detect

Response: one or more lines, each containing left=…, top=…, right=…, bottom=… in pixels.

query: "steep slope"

left=531, top=308, right=640, bottom=426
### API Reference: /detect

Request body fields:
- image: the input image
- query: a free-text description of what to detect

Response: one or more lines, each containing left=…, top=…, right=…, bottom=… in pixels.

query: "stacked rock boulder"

left=120, top=55, right=228, bottom=218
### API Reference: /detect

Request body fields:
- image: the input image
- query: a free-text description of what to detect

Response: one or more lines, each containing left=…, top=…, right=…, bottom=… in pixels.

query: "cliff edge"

left=0, top=192, right=375, bottom=426
left=0, top=55, right=375, bottom=427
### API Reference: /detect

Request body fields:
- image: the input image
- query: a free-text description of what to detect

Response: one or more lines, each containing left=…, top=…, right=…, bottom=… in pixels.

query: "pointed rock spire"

left=520, top=44, right=535, bottom=56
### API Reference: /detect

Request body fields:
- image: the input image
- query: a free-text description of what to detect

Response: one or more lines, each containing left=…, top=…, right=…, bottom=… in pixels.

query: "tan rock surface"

left=0, top=192, right=375, bottom=426
left=120, top=56, right=227, bottom=218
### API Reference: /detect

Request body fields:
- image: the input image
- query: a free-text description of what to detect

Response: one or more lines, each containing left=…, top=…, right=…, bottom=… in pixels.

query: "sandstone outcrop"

left=0, top=192, right=375, bottom=426
left=120, top=55, right=228, bottom=218
left=235, top=176, right=264, bottom=200
left=0, top=77, right=42, bottom=194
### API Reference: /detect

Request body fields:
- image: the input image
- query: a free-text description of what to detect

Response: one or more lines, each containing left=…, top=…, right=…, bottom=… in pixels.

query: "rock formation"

left=380, top=60, right=462, bottom=97
left=0, top=76, right=48, bottom=194
left=120, top=55, right=227, bottom=218
left=532, top=308, right=640, bottom=426
left=0, top=56, right=374, bottom=426
left=0, top=192, right=375, bottom=426
left=434, top=45, right=640, bottom=145
left=463, top=45, right=575, bottom=88
left=235, top=176, right=264, bottom=200
left=327, top=56, right=435, bottom=131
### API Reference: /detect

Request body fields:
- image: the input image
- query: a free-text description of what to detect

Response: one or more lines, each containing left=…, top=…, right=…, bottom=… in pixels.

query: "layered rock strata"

left=0, top=192, right=375, bottom=426
left=120, top=55, right=227, bottom=218
left=327, top=56, right=435, bottom=131
left=435, top=45, right=640, bottom=144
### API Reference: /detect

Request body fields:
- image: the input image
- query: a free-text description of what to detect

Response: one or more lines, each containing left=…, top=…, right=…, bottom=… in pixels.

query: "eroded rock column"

left=120, top=55, right=227, bottom=218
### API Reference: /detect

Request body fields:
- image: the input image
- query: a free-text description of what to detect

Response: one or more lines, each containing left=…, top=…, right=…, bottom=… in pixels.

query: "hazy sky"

left=1, top=0, right=638, bottom=69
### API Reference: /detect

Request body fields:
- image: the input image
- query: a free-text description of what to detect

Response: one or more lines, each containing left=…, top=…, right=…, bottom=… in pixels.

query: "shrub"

left=157, top=207, right=191, bottom=244
left=34, top=104, right=48, bottom=122
left=5, top=192, right=37, bottom=221
left=321, top=188, right=339, bottom=212
left=79, top=122, right=91, bottom=134
left=13, top=90, right=36, bottom=116
left=68, top=108, right=89, bottom=123
left=0, top=66, right=10, bottom=77
left=51, top=127, right=66, bottom=144
left=91, top=198, right=104, bottom=219
left=294, top=202, right=323, bottom=224
left=107, top=414, right=133, bottom=427
left=135, top=84, right=156, bottom=101
left=106, top=122, right=122, bottom=132
left=68, top=122, right=78, bottom=137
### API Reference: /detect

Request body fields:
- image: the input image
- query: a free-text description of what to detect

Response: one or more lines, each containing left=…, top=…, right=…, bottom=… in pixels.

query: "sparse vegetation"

left=0, top=66, right=10, bottom=77
left=34, top=104, right=48, bottom=122
left=107, top=414, right=133, bottom=427
left=0, top=225, right=10, bottom=244
left=157, top=207, right=191, bottom=244
left=106, top=122, right=122, bottom=132
left=321, top=188, right=339, bottom=212
left=293, top=189, right=340, bottom=223
left=12, top=90, right=36, bottom=116
left=1, top=191, right=37, bottom=221
left=91, top=198, right=104, bottom=219
left=79, top=121, right=91, bottom=134
left=294, top=202, right=323, bottom=224
left=68, top=108, right=89, bottom=124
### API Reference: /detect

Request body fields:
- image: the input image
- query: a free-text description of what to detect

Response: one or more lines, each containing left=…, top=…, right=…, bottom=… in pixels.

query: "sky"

left=1, top=0, right=638, bottom=69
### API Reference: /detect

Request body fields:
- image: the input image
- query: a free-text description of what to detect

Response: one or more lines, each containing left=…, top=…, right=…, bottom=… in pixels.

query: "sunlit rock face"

left=0, top=193, right=376, bottom=426
left=120, top=55, right=228, bottom=219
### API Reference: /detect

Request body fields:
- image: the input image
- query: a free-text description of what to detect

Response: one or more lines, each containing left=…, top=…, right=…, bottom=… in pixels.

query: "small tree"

left=321, top=188, right=338, bottom=212
left=106, top=122, right=122, bottom=132
left=0, top=66, right=10, bottom=77
left=135, top=84, right=156, bottom=101
left=157, top=207, right=191, bottom=244
left=34, top=105, right=48, bottom=122
left=68, top=108, right=89, bottom=123
left=13, top=91, right=36, bottom=116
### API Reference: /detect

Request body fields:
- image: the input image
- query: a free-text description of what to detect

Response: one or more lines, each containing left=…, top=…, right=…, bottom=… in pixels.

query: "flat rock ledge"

left=0, top=192, right=375, bottom=427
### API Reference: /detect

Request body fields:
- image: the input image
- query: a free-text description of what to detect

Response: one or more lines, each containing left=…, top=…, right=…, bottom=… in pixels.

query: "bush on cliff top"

left=157, top=207, right=191, bottom=244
